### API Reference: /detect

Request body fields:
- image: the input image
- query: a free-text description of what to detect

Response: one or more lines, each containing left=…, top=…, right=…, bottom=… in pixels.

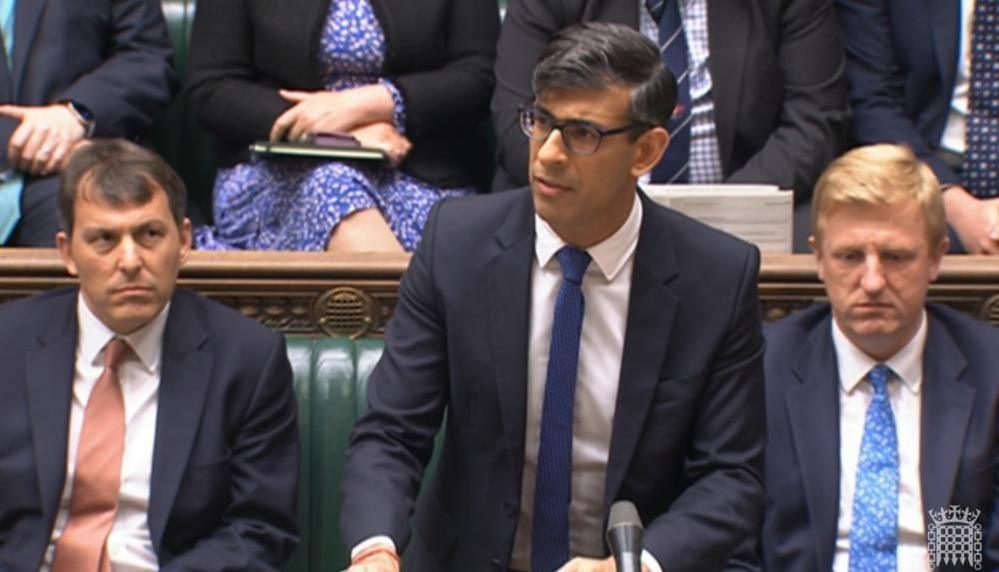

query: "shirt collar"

left=831, top=309, right=927, bottom=396
left=77, top=293, right=170, bottom=373
left=534, top=193, right=642, bottom=281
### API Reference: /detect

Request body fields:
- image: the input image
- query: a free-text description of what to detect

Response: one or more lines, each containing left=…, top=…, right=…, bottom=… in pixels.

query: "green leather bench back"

left=284, top=337, right=446, bottom=571
left=152, top=0, right=218, bottom=222
left=285, top=337, right=385, bottom=571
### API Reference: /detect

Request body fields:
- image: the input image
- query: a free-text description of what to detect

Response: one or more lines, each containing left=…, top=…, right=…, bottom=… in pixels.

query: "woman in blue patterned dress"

left=186, top=0, right=499, bottom=252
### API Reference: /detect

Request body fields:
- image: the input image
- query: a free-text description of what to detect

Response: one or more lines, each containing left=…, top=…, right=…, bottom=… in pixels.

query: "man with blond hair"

left=756, top=144, right=998, bottom=571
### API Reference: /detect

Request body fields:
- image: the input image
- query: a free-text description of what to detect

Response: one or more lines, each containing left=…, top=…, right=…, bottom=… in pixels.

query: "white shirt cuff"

left=350, top=535, right=397, bottom=561
left=642, top=548, right=664, bottom=572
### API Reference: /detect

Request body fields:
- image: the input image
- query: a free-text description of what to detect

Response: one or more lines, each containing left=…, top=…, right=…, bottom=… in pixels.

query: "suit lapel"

left=603, top=194, right=679, bottom=509
left=11, top=0, right=45, bottom=97
left=147, top=293, right=213, bottom=552
left=706, top=0, right=749, bottom=173
left=486, top=190, right=535, bottom=481
left=919, top=311, right=973, bottom=518
left=786, top=315, right=840, bottom=572
left=25, top=291, right=77, bottom=524
left=927, top=0, right=960, bottom=94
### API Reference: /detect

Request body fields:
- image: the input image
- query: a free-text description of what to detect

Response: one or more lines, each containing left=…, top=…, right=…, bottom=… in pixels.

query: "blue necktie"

left=0, top=0, right=18, bottom=244
left=646, top=0, right=690, bottom=183
left=849, top=364, right=899, bottom=572
left=964, top=0, right=999, bottom=198
left=531, top=246, right=591, bottom=572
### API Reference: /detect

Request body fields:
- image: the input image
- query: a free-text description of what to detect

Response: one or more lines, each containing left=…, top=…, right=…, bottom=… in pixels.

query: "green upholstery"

left=284, top=338, right=380, bottom=571
left=281, top=337, right=446, bottom=572
left=151, top=0, right=217, bottom=222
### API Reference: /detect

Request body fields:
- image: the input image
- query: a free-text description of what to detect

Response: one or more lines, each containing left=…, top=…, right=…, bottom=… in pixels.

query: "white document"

left=643, top=184, right=793, bottom=253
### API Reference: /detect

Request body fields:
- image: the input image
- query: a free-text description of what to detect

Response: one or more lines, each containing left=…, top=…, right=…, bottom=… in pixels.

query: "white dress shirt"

left=831, top=311, right=931, bottom=572
left=354, top=196, right=660, bottom=570
left=42, top=295, right=167, bottom=572
left=509, top=194, right=661, bottom=572
left=941, top=0, right=974, bottom=155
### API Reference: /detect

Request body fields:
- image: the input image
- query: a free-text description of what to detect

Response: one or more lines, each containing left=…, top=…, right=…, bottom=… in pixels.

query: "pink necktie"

left=52, top=338, right=132, bottom=572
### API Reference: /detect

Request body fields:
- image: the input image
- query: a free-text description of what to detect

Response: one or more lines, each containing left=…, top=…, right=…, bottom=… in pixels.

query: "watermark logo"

left=926, top=505, right=982, bottom=569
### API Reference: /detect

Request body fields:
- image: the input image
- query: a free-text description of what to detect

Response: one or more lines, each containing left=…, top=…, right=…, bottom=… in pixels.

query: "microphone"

left=606, top=500, right=644, bottom=572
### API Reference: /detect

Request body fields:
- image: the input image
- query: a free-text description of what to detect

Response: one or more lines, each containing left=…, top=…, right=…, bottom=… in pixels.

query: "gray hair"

left=532, top=22, right=676, bottom=129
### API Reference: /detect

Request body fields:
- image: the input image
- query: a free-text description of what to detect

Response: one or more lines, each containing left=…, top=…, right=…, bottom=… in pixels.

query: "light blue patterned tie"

left=849, top=364, right=899, bottom=572
left=646, top=0, right=690, bottom=183
left=531, top=246, right=591, bottom=572
left=964, top=0, right=999, bottom=197
left=0, top=0, right=19, bottom=244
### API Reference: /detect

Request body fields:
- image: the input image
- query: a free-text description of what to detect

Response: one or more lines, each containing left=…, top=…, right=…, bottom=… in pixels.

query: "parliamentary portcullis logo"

left=926, top=505, right=982, bottom=570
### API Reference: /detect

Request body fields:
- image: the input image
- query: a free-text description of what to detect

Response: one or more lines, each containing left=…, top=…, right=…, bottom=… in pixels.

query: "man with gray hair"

left=340, top=23, right=765, bottom=572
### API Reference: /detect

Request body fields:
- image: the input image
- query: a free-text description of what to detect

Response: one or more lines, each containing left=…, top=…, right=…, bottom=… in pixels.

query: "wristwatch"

left=63, top=100, right=96, bottom=138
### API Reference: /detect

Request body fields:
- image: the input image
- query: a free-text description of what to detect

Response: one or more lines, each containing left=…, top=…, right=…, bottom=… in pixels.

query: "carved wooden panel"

left=1, top=250, right=997, bottom=336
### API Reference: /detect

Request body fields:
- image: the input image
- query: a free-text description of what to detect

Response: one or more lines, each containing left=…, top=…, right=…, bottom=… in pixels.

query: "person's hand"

left=270, top=84, right=395, bottom=143
left=351, top=121, right=412, bottom=168
left=942, top=186, right=999, bottom=254
left=0, top=104, right=87, bottom=176
left=557, top=557, right=652, bottom=572
left=342, top=548, right=400, bottom=572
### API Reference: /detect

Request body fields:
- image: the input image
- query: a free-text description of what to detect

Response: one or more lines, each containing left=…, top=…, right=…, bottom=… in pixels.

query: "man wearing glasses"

left=340, top=23, right=765, bottom=572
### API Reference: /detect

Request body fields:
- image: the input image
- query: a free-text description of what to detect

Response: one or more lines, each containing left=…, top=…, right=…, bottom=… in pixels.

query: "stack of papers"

left=644, top=184, right=793, bottom=253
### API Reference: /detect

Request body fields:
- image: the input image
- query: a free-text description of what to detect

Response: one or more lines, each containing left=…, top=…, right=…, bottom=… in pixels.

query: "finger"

left=0, top=104, right=26, bottom=119
left=278, top=89, right=310, bottom=102
left=981, top=237, right=999, bottom=254
left=269, top=107, right=300, bottom=142
left=27, top=133, right=55, bottom=176
left=19, top=124, right=50, bottom=173
left=287, top=113, right=314, bottom=143
left=7, top=120, right=35, bottom=166
left=42, top=136, right=71, bottom=176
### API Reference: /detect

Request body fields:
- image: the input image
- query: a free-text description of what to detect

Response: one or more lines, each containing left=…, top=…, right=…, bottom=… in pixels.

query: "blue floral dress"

left=195, top=0, right=472, bottom=251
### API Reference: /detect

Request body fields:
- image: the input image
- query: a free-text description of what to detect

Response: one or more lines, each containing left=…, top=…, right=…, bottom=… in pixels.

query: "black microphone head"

left=606, top=500, right=644, bottom=572
left=607, top=500, right=643, bottom=533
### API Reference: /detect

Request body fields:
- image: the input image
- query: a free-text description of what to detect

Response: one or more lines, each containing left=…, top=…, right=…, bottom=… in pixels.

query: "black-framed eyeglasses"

left=518, top=104, right=650, bottom=155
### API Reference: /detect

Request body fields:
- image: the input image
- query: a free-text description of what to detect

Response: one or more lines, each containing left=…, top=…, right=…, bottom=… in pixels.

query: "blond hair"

left=811, top=144, right=946, bottom=247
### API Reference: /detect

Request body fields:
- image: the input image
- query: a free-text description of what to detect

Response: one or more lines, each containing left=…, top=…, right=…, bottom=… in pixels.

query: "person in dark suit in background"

left=186, top=0, right=498, bottom=253
left=340, top=23, right=765, bottom=572
left=759, top=144, right=998, bottom=571
left=837, top=0, right=999, bottom=253
left=0, top=139, right=299, bottom=571
left=491, top=0, right=849, bottom=221
left=0, top=0, right=175, bottom=247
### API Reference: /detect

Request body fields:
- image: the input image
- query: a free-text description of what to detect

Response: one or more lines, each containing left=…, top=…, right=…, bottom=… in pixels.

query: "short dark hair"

left=532, top=22, right=676, bottom=129
left=59, top=139, right=187, bottom=235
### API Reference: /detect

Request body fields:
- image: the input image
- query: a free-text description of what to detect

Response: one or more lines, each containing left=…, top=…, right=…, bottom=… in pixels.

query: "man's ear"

left=928, top=236, right=949, bottom=281
left=178, top=217, right=192, bottom=265
left=631, top=126, right=669, bottom=178
left=810, top=234, right=825, bottom=282
left=56, top=231, right=78, bottom=276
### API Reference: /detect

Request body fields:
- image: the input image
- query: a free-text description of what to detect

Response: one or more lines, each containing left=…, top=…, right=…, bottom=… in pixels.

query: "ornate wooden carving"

left=1, top=249, right=997, bottom=336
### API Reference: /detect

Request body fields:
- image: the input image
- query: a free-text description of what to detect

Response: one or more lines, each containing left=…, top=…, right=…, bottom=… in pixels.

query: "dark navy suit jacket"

left=1, top=0, right=175, bottom=245
left=340, top=188, right=766, bottom=572
left=758, top=303, right=999, bottom=571
left=0, top=288, right=299, bottom=571
left=492, top=0, right=850, bottom=201
left=838, top=0, right=963, bottom=185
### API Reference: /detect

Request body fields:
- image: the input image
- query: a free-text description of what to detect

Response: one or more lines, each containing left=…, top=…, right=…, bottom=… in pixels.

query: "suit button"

left=492, top=557, right=501, bottom=568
